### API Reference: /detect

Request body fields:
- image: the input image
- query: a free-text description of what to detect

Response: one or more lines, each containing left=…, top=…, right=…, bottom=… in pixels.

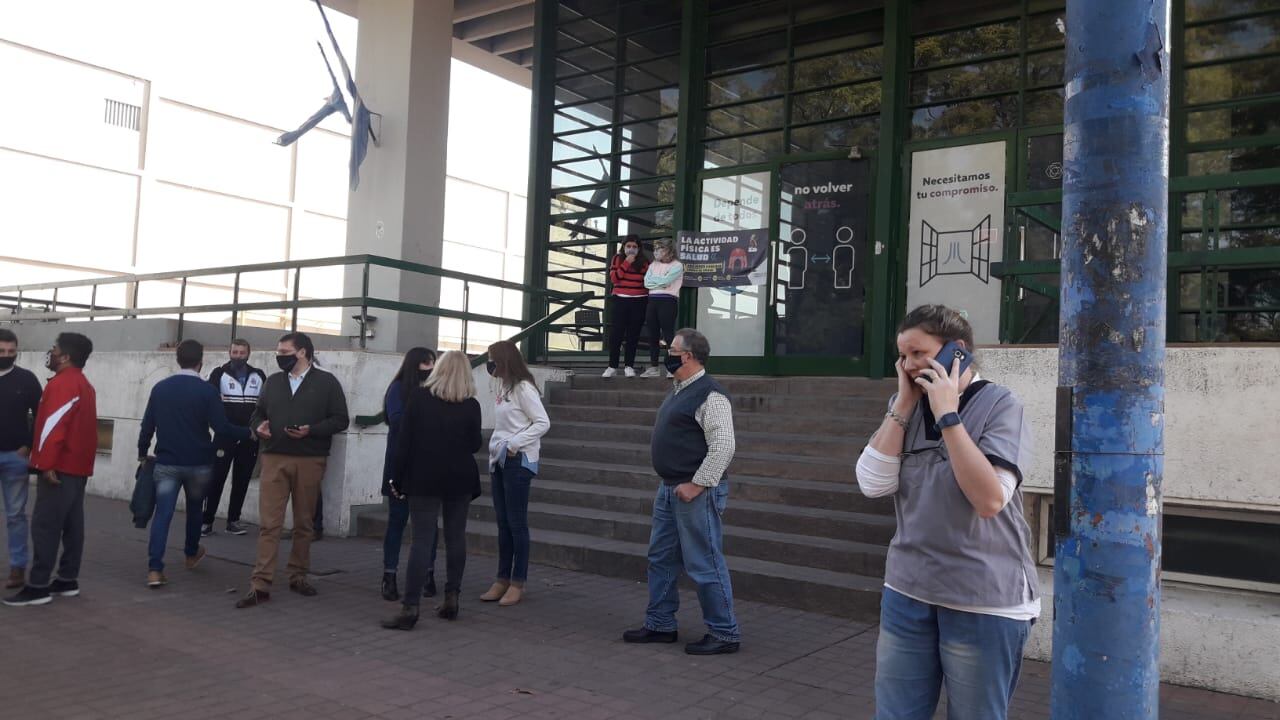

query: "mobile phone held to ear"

left=934, top=341, right=973, bottom=376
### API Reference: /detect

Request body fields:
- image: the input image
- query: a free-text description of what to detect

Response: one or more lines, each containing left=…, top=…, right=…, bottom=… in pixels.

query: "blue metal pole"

left=1051, top=1, right=1170, bottom=718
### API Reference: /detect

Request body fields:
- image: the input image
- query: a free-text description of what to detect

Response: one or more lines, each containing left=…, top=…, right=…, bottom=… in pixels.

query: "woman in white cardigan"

left=480, top=340, right=551, bottom=606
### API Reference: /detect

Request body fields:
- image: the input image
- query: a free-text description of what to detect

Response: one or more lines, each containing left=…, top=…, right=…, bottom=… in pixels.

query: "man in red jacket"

left=3, top=333, right=98, bottom=607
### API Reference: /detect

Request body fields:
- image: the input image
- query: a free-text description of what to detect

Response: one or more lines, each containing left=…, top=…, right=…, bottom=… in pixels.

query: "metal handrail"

left=0, top=254, right=590, bottom=352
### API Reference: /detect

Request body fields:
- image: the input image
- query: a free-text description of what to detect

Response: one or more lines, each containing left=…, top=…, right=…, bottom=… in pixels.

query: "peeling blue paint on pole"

left=1051, top=0, right=1170, bottom=718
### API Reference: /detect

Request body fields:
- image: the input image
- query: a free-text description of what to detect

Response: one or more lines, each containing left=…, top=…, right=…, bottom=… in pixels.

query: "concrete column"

left=343, top=0, right=452, bottom=352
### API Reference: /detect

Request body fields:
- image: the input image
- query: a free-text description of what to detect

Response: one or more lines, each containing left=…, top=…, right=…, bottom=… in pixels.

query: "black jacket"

left=392, top=389, right=483, bottom=500
left=250, top=366, right=350, bottom=457
left=208, top=362, right=267, bottom=428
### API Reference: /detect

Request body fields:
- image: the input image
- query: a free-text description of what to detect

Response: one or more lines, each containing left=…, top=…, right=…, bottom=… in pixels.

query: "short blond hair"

left=424, top=350, right=476, bottom=403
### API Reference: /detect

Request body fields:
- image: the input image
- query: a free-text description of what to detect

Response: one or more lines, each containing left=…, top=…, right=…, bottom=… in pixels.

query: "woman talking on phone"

left=856, top=304, right=1037, bottom=720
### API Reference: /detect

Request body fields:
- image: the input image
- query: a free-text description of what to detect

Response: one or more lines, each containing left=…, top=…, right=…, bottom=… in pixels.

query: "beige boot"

left=498, top=581, right=525, bottom=607
left=479, top=580, right=509, bottom=602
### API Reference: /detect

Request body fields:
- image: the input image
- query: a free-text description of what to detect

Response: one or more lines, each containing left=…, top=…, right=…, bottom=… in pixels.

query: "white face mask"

left=624, top=247, right=639, bottom=256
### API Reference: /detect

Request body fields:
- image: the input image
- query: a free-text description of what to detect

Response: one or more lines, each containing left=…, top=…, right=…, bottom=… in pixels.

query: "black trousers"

left=29, top=473, right=87, bottom=588
left=646, top=296, right=679, bottom=363
left=403, top=496, right=469, bottom=605
left=607, top=295, right=648, bottom=369
left=203, top=436, right=258, bottom=525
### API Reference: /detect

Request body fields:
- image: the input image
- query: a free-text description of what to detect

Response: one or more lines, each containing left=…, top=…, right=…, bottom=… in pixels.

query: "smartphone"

left=285, top=424, right=301, bottom=432
left=934, top=341, right=973, bottom=376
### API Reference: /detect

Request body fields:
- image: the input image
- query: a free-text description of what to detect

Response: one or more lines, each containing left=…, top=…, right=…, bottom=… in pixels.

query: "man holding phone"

left=236, top=332, right=348, bottom=609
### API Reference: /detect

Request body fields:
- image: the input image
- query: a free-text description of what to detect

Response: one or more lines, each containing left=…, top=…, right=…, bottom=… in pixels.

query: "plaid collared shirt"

left=672, top=369, right=736, bottom=487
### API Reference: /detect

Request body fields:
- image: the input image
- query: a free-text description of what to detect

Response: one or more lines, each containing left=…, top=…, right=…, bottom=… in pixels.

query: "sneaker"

left=225, top=521, right=248, bottom=536
left=640, top=366, right=661, bottom=378
left=147, top=571, right=168, bottom=588
left=3, top=586, right=51, bottom=607
left=48, top=579, right=79, bottom=597
left=381, top=572, right=400, bottom=602
left=184, top=545, right=207, bottom=570
left=200, top=523, right=214, bottom=537
left=601, top=367, right=617, bottom=378
left=235, top=588, right=270, bottom=609
left=624, top=367, right=637, bottom=378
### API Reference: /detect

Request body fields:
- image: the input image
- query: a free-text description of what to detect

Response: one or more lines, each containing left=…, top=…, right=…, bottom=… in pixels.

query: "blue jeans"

left=490, top=463, right=533, bottom=583
left=874, top=587, right=1031, bottom=720
left=149, top=464, right=212, bottom=572
left=0, top=451, right=30, bottom=569
left=383, top=495, right=437, bottom=572
left=644, top=482, right=740, bottom=642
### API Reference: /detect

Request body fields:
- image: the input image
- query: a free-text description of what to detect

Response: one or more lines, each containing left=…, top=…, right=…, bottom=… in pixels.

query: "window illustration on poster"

left=775, top=159, right=870, bottom=357
left=696, top=172, right=770, bottom=356
left=906, top=141, right=1007, bottom=344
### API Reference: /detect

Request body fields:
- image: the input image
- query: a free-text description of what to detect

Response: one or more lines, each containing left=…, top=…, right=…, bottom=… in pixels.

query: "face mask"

left=624, top=247, right=639, bottom=257
left=663, top=353, right=685, bottom=374
left=276, top=354, right=298, bottom=373
left=44, top=351, right=59, bottom=371
left=229, top=358, right=248, bottom=372
left=0, top=357, right=14, bottom=371
left=486, top=361, right=497, bottom=376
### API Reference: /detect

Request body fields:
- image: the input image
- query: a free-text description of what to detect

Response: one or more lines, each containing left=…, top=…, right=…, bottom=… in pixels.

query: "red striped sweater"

left=609, top=255, right=649, bottom=297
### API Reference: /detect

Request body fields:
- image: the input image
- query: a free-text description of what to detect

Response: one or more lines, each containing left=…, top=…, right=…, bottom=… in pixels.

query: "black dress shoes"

left=684, top=634, right=740, bottom=655
left=622, top=627, right=678, bottom=644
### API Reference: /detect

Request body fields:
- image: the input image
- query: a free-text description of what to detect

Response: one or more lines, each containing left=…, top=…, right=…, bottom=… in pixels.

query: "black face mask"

left=486, top=361, right=497, bottom=376
left=0, top=357, right=15, bottom=371
left=663, top=353, right=685, bottom=374
left=276, top=354, right=299, bottom=373
left=229, top=358, right=248, bottom=372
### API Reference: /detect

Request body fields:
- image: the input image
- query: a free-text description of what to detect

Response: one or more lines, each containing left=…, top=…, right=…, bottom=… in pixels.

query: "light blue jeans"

left=644, top=482, right=740, bottom=642
left=0, top=451, right=30, bottom=569
left=149, top=464, right=212, bottom=572
left=874, top=587, right=1032, bottom=720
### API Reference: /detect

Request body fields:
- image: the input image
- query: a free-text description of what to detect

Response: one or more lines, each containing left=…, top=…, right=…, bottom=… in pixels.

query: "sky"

left=0, top=0, right=531, bottom=193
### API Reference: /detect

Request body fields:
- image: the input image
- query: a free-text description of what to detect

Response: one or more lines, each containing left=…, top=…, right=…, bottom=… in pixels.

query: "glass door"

left=692, top=159, right=875, bottom=375
left=771, top=158, right=874, bottom=374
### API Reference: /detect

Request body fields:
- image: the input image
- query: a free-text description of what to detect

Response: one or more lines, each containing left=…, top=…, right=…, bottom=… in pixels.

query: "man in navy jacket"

left=138, top=340, right=250, bottom=588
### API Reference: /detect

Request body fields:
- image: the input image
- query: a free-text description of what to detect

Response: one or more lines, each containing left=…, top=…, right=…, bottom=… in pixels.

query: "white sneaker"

left=640, top=367, right=661, bottom=378
left=624, top=367, right=637, bottom=378
left=602, top=367, right=617, bottom=378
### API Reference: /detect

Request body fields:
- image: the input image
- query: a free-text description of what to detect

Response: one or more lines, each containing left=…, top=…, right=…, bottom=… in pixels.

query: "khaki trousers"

left=251, top=453, right=326, bottom=591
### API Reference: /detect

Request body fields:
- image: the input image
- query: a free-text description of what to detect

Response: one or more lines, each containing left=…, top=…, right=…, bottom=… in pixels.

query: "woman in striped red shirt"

left=603, top=235, right=649, bottom=378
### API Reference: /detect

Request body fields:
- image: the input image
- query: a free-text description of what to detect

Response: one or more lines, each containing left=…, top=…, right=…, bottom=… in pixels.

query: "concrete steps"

left=359, top=372, right=898, bottom=620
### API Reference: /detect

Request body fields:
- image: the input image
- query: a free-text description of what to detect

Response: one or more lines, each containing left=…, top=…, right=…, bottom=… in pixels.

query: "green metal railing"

left=0, top=253, right=592, bottom=356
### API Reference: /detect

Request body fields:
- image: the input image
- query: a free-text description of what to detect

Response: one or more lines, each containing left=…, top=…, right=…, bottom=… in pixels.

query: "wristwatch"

left=935, top=412, right=963, bottom=432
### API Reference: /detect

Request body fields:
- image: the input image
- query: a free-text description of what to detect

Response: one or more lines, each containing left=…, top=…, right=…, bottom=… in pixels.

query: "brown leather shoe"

left=147, top=571, right=168, bottom=588
left=289, top=578, right=319, bottom=597
left=5, top=567, right=24, bottom=589
left=479, top=580, right=509, bottom=602
left=235, top=588, right=270, bottom=608
left=184, top=545, right=207, bottom=570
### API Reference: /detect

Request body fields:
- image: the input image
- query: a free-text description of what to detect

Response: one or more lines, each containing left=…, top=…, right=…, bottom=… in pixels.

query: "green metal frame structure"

left=527, top=0, right=1280, bottom=376
left=0, top=254, right=592, bottom=365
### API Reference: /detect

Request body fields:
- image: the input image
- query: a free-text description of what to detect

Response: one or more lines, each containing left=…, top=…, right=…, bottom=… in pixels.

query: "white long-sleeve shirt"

left=488, top=380, right=551, bottom=470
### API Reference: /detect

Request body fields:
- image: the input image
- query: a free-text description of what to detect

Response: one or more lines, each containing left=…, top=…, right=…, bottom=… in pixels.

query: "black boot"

left=437, top=590, right=459, bottom=621
left=380, top=604, right=418, bottom=630
left=381, top=572, right=400, bottom=602
left=423, top=571, right=437, bottom=598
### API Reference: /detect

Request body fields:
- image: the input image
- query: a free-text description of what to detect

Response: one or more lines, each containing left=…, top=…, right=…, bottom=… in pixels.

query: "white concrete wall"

left=982, top=346, right=1280, bottom=509
left=14, top=349, right=566, bottom=537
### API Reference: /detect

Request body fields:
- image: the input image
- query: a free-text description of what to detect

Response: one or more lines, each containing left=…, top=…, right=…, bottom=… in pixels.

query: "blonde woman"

left=382, top=351, right=483, bottom=630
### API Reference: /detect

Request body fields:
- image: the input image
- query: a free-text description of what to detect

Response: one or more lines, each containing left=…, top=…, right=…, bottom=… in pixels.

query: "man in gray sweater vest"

left=623, top=328, right=741, bottom=655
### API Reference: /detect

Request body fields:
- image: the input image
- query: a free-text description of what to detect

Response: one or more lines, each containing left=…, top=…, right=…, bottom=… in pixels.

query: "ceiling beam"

left=454, top=5, right=535, bottom=42
left=451, top=37, right=532, bottom=88
left=453, top=0, right=533, bottom=24
left=488, top=27, right=535, bottom=56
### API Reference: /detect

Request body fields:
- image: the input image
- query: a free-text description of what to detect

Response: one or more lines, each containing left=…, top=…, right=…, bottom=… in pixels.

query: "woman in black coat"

left=381, top=350, right=483, bottom=630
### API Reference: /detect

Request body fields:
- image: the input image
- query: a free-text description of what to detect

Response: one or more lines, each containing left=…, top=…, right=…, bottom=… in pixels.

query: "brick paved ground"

left=2, top=496, right=1276, bottom=720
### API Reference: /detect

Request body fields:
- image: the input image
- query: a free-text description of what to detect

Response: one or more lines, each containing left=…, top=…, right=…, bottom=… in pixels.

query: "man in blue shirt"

left=138, top=340, right=251, bottom=588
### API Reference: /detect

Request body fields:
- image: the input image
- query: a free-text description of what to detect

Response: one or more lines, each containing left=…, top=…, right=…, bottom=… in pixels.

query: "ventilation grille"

left=103, top=98, right=140, bottom=131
